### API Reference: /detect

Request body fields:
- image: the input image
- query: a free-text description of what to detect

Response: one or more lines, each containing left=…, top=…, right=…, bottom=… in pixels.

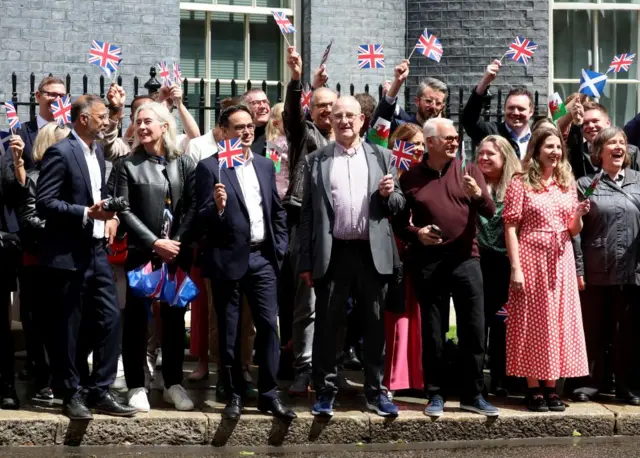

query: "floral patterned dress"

left=503, top=177, right=589, bottom=380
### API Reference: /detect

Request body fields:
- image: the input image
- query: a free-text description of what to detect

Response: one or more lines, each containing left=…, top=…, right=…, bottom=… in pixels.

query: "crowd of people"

left=1, top=48, right=640, bottom=422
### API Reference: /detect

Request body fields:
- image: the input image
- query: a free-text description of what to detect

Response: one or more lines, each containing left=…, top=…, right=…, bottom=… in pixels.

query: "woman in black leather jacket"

left=115, top=102, right=197, bottom=412
left=13, top=122, right=71, bottom=404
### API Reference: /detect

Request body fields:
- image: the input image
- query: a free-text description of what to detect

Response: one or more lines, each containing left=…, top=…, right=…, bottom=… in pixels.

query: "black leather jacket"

left=14, top=167, right=45, bottom=255
left=115, top=149, right=197, bottom=264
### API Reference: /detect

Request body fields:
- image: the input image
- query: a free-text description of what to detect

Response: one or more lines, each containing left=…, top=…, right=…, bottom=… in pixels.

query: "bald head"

left=310, top=87, right=337, bottom=131
left=332, top=96, right=361, bottom=115
left=331, top=95, right=364, bottom=147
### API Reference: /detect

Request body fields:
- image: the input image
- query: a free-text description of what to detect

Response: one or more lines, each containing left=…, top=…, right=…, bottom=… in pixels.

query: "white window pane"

left=553, top=10, right=594, bottom=79
left=249, top=14, right=282, bottom=82
left=180, top=13, right=206, bottom=79
left=211, top=13, right=245, bottom=80
left=598, top=10, right=639, bottom=79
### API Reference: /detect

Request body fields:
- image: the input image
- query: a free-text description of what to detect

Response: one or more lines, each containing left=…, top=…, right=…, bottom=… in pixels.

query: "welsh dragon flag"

left=367, top=118, right=391, bottom=148
left=549, top=92, right=567, bottom=123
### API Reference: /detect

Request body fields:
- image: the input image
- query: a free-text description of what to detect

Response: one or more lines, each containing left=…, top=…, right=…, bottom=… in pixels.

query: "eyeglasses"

left=248, top=99, right=270, bottom=107
left=331, top=113, right=358, bottom=122
left=232, top=124, right=256, bottom=132
left=312, top=102, right=334, bottom=110
left=41, top=90, right=66, bottom=99
left=436, top=135, right=459, bottom=143
left=83, top=112, right=110, bottom=122
left=418, top=97, right=444, bottom=108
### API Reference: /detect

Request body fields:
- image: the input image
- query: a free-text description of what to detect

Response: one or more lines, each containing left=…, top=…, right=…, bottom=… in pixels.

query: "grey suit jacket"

left=297, top=141, right=405, bottom=279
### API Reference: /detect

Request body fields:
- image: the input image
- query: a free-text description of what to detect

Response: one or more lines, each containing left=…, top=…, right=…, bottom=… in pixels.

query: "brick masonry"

left=302, top=0, right=407, bottom=106
left=0, top=0, right=180, bottom=124
left=406, top=0, right=549, bottom=123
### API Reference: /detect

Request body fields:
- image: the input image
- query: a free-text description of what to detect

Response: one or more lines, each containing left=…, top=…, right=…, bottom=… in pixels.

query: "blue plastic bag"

left=160, top=263, right=199, bottom=307
left=127, top=262, right=164, bottom=299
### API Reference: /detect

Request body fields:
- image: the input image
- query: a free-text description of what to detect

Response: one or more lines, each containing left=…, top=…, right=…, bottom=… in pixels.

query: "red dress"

left=503, top=178, right=588, bottom=380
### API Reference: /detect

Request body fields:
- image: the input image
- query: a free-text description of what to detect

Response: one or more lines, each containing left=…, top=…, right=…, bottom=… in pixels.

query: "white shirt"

left=505, top=124, right=532, bottom=160
left=73, top=130, right=105, bottom=239
left=235, top=150, right=265, bottom=243
left=185, top=130, right=217, bottom=163
left=36, top=115, right=49, bottom=130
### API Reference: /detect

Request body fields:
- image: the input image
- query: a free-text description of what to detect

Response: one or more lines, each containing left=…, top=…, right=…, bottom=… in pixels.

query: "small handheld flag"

left=414, top=29, right=443, bottom=63
left=579, top=69, right=607, bottom=98
left=320, top=39, right=333, bottom=68
left=216, top=138, right=245, bottom=169
left=504, top=36, right=537, bottom=65
left=4, top=101, right=20, bottom=132
left=357, top=44, right=385, bottom=69
left=271, top=11, right=295, bottom=34
left=608, top=53, right=635, bottom=73
left=51, top=95, right=72, bottom=125
left=88, top=40, right=122, bottom=79
left=266, top=141, right=283, bottom=174
left=301, top=85, right=312, bottom=114
left=367, top=118, right=391, bottom=148
left=158, top=61, right=171, bottom=87
left=172, top=61, right=182, bottom=85
left=549, top=92, right=567, bottom=123
left=391, top=140, right=416, bottom=172
left=583, top=169, right=604, bottom=198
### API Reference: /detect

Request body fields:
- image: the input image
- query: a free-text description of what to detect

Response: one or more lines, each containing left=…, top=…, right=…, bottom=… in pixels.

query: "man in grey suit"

left=297, top=97, right=405, bottom=417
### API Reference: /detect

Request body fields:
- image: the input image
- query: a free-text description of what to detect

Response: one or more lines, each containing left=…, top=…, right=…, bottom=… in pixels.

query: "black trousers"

left=571, top=285, right=640, bottom=397
left=212, top=249, right=280, bottom=399
left=413, top=255, right=485, bottom=401
left=0, top=289, right=14, bottom=389
left=479, top=249, right=510, bottom=386
left=19, top=265, right=51, bottom=388
left=47, top=241, right=120, bottom=403
left=313, top=240, right=387, bottom=398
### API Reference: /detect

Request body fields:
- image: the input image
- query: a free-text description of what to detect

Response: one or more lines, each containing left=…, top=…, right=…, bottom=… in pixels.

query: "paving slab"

left=0, top=409, right=59, bottom=446
left=596, top=402, right=640, bottom=436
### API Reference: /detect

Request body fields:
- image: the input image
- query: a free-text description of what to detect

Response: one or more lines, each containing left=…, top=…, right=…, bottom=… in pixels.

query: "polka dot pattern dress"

left=503, top=178, right=589, bottom=380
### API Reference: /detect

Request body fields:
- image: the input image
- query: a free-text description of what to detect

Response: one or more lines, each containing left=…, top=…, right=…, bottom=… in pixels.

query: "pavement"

left=3, top=358, right=640, bottom=448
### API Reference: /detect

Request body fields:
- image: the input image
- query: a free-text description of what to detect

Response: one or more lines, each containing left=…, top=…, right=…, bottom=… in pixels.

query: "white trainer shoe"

left=127, top=387, right=150, bottom=412
left=163, top=384, right=194, bottom=411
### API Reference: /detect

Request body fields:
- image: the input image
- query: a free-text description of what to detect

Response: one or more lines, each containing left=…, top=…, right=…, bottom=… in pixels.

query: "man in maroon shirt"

left=395, top=118, right=498, bottom=418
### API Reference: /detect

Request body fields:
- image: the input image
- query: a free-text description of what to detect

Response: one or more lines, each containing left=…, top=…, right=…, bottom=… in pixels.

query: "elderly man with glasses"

left=394, top=117, right=499, bottom=418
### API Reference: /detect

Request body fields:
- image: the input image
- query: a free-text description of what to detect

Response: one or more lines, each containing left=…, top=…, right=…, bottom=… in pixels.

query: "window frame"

left=550, top=1, right=640, bottom=121
left=180, top=1, right=295, bottom=130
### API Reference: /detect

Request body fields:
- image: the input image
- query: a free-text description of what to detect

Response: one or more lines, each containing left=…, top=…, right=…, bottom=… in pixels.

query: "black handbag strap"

left=601, top=177, right=640, bottom=213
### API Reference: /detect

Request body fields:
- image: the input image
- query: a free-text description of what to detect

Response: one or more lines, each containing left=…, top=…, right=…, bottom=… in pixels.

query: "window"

left=551, top=2, right=640, bottom=126
left=179, top=2, right=293, bottom=131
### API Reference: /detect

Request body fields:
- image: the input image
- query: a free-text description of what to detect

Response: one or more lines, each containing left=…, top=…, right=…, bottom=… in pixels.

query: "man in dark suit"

left=462, top=59, right=534, bottom=160
left=36, top=94, right=136, bottom=420
left=297, top=96, right=405, bottom=417
left=195, top=104, right=294, bottom=421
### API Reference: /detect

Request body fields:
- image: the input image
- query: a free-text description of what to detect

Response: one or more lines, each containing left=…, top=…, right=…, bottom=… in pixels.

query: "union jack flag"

left=415, top=29, right=443, bottom=63
left=216, top=137, right=245, bottom=169
left=391, top=139, right=416, bottom=171
left=495, top=306, right=508, bottom=322
left=158, top=61, right=171, bottom=87
left=4, top=101, right=20, bottom=130
left=320, top=39, right=333, bottom=67
left=357, top=44, right=385, bottom=69
left=505, top=36, right=537, bottom=65
left=51, top=95, right=72, bottom=125
left=172, top=61, right=182, bottom=84
left=271, top=11, right=295, bottom=34
left=301, top=86, right=312, bottom=114
left=608, top=53, right=636, bottom=73
left=88, top=40, right=122, bottom=78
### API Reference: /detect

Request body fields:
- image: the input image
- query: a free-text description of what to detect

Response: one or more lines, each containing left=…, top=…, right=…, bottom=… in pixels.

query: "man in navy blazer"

left=36, top=94, right=136, bottom=420
left=195, top=104, right=294, bottom=421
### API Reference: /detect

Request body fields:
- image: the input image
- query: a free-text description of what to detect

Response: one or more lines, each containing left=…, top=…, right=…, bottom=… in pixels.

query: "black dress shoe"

left=257, top=395, right=297, bottom=420
left=571, top=392, right=590, bottom=402
left=1, top=386, right=20, bottom=410
left=616, top=392, right=640, bottom=406
left=63, top=396, right=93, bottom=420
left=342, top=347, right=363, bottom=371
left=87, top=392, right=137, bottom=417
left=222, top=395, right=243, bottom=420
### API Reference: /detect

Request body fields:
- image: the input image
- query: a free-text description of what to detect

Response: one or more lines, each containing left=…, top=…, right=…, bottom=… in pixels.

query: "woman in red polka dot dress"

left=503, top=128, right=591, bottom=412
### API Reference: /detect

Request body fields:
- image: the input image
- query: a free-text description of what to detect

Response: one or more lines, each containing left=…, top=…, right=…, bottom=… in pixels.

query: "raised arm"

left=462, top=60, right=501, bottom=143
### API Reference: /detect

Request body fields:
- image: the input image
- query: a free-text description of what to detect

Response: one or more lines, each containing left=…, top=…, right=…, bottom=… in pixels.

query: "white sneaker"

left=127, top=387, right=150, bottom=412
left=163, top=384, right=194, bottom=411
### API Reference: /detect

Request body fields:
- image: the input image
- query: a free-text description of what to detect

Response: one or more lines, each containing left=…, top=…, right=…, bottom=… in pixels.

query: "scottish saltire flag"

left=4, top=101, right=20, bottom=131
left=271, top=11, right=295, bottom=34
left=88, top=40, right=122, bottom=78
left=505, top=36, right=537, bottom=65
left=216, top=137, right=245, bottom=169
left=579, top=69, right=607, bottom=98
left=301, top=86, right=312, bottom=114
left=391, top=140, right=416, bottom=171
left=158, top=61, right=171, bottom=87
left=172, top=61, right=182, bottom=83
left=358, top=44, right=385, bottom=69
left=415, top=29, right=443, bottom=63
left=320, top=39, right=333, bottom=67
left=608, top=53, right=635, bottom=73
left=51, top=95, right=72, bottom=125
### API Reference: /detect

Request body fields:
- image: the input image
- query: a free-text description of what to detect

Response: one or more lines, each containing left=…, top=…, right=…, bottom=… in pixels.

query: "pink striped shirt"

left=330, top=142, right=369, bottom=240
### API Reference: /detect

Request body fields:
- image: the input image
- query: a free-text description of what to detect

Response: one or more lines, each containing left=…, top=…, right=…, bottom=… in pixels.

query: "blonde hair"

left=266, top=102, right=284, bottom=143
left=475, top=135, right=522, bottom=202
left=32, top=122, right=71, bottom=163
left=519, top=128, right=574, bottom=191
left=132, top=102, right=181, bottom=159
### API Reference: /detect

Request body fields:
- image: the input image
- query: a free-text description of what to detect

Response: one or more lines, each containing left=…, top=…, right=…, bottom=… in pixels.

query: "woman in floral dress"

left=503, top=128, right=590, bottom=412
